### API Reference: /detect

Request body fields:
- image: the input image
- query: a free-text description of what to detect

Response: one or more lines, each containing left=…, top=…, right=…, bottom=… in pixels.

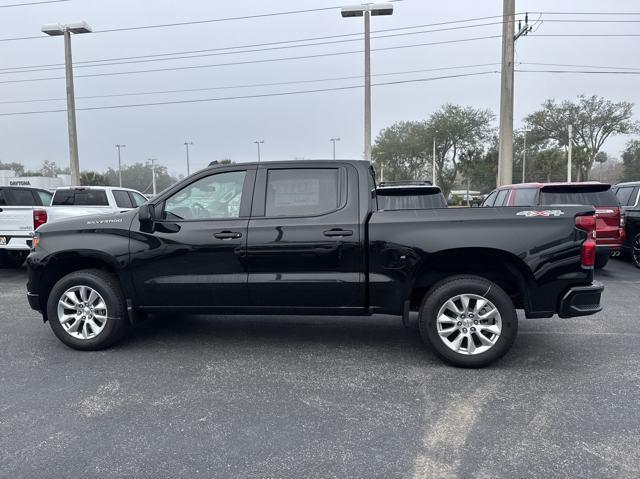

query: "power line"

left=0, top=21, right=507, bottom=73
left=0, top=35, right=501, bottom=84
left=0, top=0, right=69, bottom=7
left=0, top=12, right=519, bottom=43
left=521, top=62, right=640, bottom=71
left=532, top=34, right=640, bottom=37
left=0, top=63, right=502, bottom=105
left=516, top=69, right=640, bottom=74
left=0, top=71, right=498, bottom=116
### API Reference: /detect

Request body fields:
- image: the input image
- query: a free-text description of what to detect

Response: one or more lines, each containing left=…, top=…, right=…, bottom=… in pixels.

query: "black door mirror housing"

left=138, top=203, right=156, bottom=223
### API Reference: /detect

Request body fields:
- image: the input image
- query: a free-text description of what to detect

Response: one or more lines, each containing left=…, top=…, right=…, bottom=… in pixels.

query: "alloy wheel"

left=56, top=285, right=108, bottom=340
left=436, top=293, right=502, bottom=355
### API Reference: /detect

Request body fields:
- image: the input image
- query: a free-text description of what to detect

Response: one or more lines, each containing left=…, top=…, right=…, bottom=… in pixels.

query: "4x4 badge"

left=517, top=210, right=565, bottom=217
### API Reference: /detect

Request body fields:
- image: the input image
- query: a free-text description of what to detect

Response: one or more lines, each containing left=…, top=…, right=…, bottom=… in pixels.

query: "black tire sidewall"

left=632, top=234, right=640, bottom=269
left=594, top=253, right=609, bottom=270
left=46, top=271, right=127, bottom=350
left=419, top=276, right=518, bottom=368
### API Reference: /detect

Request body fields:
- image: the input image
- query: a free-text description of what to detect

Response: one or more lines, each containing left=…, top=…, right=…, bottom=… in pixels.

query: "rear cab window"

left=52, top=189, right=109, bottom=206
left=376, top=187, right=446, bottom=210
left=35, top=190, right=52, bottom=206
left=615, top=186, right=638, bottom=207
left=539, top=188, right=619, bottom=207
left=6, top=188, right=38, bottom=206
left=265, top=168, right=345, bottom=217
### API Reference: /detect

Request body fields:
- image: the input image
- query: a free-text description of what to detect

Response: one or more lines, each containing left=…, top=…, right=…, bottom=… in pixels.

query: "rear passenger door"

left=246, top=164, right=364, bottom=311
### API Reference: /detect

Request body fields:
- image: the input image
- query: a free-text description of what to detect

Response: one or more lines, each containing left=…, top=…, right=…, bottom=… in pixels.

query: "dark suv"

left=612, top=181, right=640, bottom=268
left=483, top=182, right=624, bottom=269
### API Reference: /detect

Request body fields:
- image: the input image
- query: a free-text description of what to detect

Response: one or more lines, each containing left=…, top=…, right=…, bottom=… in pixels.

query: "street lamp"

left=254, top=140, right=264, bottom=162
left=330, top=137, right=341, bottom=160
left=41, top=21, right=92, bottom=186
left=341, top=3, right=393, bottom=161
left=184, top=141, right=193, bottom=176
left=147, top=158, right=157, bottom=196
left=521, top=130, right=528, bottom=183
left=115, top=144, right=126, bottom=187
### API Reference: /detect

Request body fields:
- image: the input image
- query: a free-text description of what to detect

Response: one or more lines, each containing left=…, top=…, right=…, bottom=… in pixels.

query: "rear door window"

left=112, top=190, right=133, bottom=208
left=265, top=168, right=344, bottom=217
left=539, top=189, right=619, bottom=207
left=494, top=189, right=509, bottom=206
left=7, top=188, right=37, bottom=206
left=513, top=188, right=538, bottom=206
left=0, top=189, right=6, bottom=206
left=615, top=186, right=635, bottom=206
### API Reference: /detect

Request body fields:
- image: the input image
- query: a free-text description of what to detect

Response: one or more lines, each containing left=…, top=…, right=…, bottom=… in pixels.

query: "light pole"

left=521, top=131, right=527, bottom=183
left=254, top=140, right=264, bottom=162
left=115, top=144, right=126, bottom=187
left=567, top=125, right=573, bottom=183
left=330, top=137, right=340, bottom=160
left=432, top=137, right=437, bottom=186
left=184, top=141, right=193, bottom=176
left=341, top=3, right=394, bottom=162
left=148, top=158, right=157, bottom=196
left=42, top=21, right=92, bottom=186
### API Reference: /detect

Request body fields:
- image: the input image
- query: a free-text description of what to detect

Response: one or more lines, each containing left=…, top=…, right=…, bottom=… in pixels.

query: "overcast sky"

left=1, top=0, right=639, bottom=176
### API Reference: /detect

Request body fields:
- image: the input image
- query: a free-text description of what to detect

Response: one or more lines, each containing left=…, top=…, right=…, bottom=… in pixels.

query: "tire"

left=0, top=250, right=28, bottom=268
left=46, top=269, right=130, bottom=350
left=594, top=253, right=609, bottom=270
left=632, top=233, right=640, bottom=269
left=418, top=275, right=518, bottom=368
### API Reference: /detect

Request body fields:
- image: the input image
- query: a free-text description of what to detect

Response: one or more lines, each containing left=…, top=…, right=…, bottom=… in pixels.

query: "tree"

left=104, top=162, right=178, bottom=194
left=372, top=121, right=431, bottom=182
left=530, top=148, right=566, bottom=183
left=622, top=140, right=640, bottom=181
left=427, top=104, right=495, bottom=197
left=81, top=171, right=109, bottom=186
left=525, top=95, right=638, bottom=181
left=0, top=161, right=25, bottom=176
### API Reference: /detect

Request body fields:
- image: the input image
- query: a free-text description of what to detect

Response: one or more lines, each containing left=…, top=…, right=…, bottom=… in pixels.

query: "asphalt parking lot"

left=1, top=261, right=639, bottom=478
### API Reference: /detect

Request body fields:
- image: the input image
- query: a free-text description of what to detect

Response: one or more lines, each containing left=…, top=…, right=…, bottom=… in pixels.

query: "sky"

left=1, top=0, right=639, bottom=177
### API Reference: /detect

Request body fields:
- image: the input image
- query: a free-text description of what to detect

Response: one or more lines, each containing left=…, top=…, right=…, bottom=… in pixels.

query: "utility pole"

left=497, top=6, right=531, bottom=186
left=254, top=140, right=264, bottom=162
left=42, top=22, right=92, bottom=186
left=148, top=158, right=157, bottom=196
left=184, top=141, right=193, bottom=176
left=522, top=132, right=527, bottom=183
left=115, top=144, right=126, bottom=187
left=330, top=137, right=340, bottom=160
left=432, top=137, right=437, bottom=186
left=567, top=125, right=573, bottom=182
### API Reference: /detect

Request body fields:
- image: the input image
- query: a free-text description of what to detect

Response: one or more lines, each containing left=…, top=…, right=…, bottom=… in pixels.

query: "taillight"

left=33, top=209, right=47, bottom=230
left=620, top=210, right=626, bottom=228
left=576, top=215, right=596, bottom=269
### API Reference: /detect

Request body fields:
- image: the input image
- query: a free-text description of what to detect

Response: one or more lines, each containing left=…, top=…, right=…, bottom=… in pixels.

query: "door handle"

left=213, top=231, right=242, bottom=240
left=323, top=228, right=353, bottom=237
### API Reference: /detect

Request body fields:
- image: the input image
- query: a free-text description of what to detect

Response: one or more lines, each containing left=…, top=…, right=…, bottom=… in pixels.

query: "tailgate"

left=0, top=206, right=33, bottom=234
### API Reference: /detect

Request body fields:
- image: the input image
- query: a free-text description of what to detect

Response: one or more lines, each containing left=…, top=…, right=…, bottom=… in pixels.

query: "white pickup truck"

left=0, top=186, right=147, bottom=268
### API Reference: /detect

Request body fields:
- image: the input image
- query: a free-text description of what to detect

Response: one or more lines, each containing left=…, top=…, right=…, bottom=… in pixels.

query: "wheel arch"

left=409, top=247, right=535, bottom=312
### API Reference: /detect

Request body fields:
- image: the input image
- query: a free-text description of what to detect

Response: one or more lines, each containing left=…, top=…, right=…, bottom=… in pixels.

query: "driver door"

left=129, top=167, right=255, bottom=309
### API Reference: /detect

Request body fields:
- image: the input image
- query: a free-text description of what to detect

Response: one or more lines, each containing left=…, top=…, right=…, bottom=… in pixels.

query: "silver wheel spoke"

left=450, top=334, right=464, bottom=352
left=57, top=285, right=108, bottom=340
left=460, top=295, right=470, bottom=314
left=466, top=336, right=476, bottom=354
left=438, top=325, right=457, bottom=336
left=445, top=299, right=462, bottom=315
left=479, top=324, right=501, bottom=335
left=474, top=298, right=487, bottom=314
left=477, top=332, right=496, bottom=347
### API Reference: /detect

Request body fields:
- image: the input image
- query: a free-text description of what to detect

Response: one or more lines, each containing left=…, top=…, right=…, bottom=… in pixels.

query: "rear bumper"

left=558, top=281, right=604, bottom=318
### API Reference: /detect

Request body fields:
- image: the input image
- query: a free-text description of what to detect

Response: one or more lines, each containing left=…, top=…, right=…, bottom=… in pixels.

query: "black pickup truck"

left=26, top=160, right=603, bottom=367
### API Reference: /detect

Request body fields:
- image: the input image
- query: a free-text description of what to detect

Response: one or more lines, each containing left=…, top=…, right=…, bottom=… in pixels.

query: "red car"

left=483, top=182, right=624, bottom=269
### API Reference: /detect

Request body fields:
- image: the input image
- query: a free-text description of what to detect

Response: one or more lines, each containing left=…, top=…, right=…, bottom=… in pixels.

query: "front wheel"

left=419, top=275, right=518, bottom=368
left=632, top=233, right=640, bottom=269
left=46, top=269, right=130, bottom=350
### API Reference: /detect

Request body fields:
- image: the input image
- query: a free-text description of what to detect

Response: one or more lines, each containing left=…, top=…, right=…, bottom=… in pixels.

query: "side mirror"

left=138, top=203, right=156, bottom=223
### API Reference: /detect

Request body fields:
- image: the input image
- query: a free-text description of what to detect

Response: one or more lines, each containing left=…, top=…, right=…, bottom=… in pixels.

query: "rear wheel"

left=419, top=275, right=518, bottom=368
left=0, top=250, right=28, bottom=268
left=594, top=253, right=609, bottom=270
left=632, top=233, right=640, bottom=269
left=46, top=269, right=130, bottom=350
